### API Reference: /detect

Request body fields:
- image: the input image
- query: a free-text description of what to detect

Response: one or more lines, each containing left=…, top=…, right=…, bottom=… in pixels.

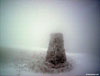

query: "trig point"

left=43, top=33, right=72, bottom=73
left=46, top=33, right=66, bottom=66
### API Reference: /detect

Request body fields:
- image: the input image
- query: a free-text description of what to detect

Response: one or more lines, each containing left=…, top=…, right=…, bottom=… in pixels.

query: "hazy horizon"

left=0, top=0, right=99, bottom=54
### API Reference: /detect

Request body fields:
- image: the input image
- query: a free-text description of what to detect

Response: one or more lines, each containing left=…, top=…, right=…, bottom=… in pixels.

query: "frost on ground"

left=0, top=48, right=100, bottom=76
left=0, top=48, right=73, bottom=76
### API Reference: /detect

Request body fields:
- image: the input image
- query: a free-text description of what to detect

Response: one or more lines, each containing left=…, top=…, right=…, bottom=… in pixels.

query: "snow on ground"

left=0, top=49, right=100, bottom=76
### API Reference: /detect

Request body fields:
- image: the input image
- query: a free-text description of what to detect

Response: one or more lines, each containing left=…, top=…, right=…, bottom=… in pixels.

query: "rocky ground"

left=0, top=48, right=100, bottom=76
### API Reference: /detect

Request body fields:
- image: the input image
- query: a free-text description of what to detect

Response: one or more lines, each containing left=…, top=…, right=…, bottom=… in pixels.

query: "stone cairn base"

left=41, top=33, right=72, bottom=73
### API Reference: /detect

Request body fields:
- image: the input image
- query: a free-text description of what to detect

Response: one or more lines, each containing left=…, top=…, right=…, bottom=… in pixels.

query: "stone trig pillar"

left=45, top=33, right=67, bottom=69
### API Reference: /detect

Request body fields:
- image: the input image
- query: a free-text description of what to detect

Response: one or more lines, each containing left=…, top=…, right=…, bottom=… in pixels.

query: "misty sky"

left=0, top=0, right=100, bottom=53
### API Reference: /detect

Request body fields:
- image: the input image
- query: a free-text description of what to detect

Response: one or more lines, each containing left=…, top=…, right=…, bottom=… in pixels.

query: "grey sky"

left=0, top=0, right=99, bottom=54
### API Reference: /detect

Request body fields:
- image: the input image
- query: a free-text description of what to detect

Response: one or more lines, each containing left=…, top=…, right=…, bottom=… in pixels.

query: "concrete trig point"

left=46, top=33, right=66, bottom=66
left=44, top=33, right=72, bottom=73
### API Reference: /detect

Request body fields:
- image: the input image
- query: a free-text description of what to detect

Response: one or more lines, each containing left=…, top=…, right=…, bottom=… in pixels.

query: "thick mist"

left=0, top=0, right=99, bottom=54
